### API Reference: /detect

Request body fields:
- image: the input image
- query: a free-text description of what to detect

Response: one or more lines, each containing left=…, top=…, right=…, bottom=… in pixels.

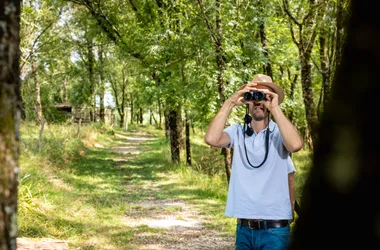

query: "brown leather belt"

left=238, top=219, right=289, bottom=229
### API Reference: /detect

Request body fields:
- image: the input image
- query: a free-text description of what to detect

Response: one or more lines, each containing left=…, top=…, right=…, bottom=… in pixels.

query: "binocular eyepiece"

left=243, top=91, right=266, bottom=101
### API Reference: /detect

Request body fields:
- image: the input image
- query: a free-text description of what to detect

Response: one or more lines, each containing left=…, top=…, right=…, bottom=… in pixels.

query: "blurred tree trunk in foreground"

left=0, top=0, right=22, bottom=249
left=289, top=1, right=380, bottom=249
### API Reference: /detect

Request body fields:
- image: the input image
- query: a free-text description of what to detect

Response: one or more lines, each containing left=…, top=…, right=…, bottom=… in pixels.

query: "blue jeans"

left=235, top=221, right=291, bottom=250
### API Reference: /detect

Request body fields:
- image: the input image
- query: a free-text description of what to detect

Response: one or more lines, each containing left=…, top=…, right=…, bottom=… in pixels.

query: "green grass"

left=18, top=121, right=312, bottom=249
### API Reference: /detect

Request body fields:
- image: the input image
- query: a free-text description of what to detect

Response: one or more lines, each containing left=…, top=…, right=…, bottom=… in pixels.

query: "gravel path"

left=113, top=131, right=235, bottom=250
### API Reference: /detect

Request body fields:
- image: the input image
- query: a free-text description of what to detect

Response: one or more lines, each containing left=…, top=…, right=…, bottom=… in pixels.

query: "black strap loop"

left=242, top=104, right=270, bottom=168
left=243, top=127, right=270, bottom=168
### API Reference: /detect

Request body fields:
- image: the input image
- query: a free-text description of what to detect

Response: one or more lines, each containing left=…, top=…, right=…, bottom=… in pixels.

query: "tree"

left=282, top=0, right=323, bottom=150
left=0, top=0, right=22, bottom=248
left=289, top=1, right=380, bottom=248
left=197, top=0, right=231, bottom=182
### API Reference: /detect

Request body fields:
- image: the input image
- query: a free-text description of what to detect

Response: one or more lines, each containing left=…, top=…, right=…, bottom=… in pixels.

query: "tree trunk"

left=289, top=1, right=380, bottom=248
left=318, top=32, right=331, bottom=111
left=0, top=1, right=22, bottom=248
left=198, top=0, right=231, bottom=178
left=177, top=109, right=184, bottom=150
left=62, top=78, right=68, bottom=103
left=283, top=0, right=321, bottom=150
left=257, top=0, right=273, bottom=79
left=333, top=0, right=350, bottom=81
left=287, top=69, right=298, bottom=123
left=215, top=0, right=232, bottom=182
left=222, top=148, right=231, bottom=184
left=87, top=36, right=96, bottom=122
left=168, top=109, right=180, bottom=163
left=130, top=95, right=134, bottom=125
left=164, top=109, right=170, bottom=139
left=157, top=98, right=162, bottom=128
left=300, top=58, right=319, bottom=149
left=152, top=71, right=163, bottom=129
left=119, top=114, right=124, bottom=128
left=98, top=45, right=105, bottom=123
left=33, top=59, right=43, bottom=125
left=151, top=111, right=158, bottom=125
left=259, top=22, right=273, bottom=78
left=185, top=113, right=191, bottom=166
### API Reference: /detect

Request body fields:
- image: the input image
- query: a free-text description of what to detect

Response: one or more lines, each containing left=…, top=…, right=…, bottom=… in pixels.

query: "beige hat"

left=243, top=74, right=285, bottom=104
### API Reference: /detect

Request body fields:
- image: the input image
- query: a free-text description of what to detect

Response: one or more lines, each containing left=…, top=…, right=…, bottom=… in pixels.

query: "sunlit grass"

left=292, top=149, right=313, bottom=203
left=18, top=121, right=131, bottom=249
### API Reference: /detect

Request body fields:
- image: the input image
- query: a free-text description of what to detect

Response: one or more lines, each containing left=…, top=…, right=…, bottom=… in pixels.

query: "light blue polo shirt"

left=223, top=120, right=295, bottom=220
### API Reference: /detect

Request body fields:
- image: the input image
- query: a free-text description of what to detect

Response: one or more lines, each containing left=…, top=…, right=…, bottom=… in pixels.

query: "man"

left=204, top=74, right=303, bottom=250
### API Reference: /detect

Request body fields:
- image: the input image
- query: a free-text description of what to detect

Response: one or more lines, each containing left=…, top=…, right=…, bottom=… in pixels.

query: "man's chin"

left=253, top=115, right=266, bottom=121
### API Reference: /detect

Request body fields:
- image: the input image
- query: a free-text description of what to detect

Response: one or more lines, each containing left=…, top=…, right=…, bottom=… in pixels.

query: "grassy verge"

left=19, top=121, right=128, bottom=248
left=18, top=122, right=312, bottom=249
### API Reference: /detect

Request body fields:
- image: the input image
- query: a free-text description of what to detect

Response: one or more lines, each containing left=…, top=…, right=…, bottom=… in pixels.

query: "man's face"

left=249, top=85, right=273, bottom=121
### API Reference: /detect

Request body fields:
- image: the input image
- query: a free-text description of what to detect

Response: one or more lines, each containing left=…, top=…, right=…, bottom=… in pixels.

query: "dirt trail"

left=113, top=130, right=235, bottom=250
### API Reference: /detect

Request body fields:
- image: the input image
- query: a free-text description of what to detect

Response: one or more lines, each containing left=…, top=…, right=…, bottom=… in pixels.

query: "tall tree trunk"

left=109, top=66, right=127, bottom=128
left=86, top=36, right=95, bottom=122
left=333, top=0, right=350, bottom=80
left=152, top=71, right=163, bottom=129
left=164, top=109, right=170, bottom=139
left=287, top=68, right=298, bottom=123
left=98, top=45, right=105, bottom=123
left=185, top=112, right=191, bottom=166
left=151, top=111, right=158, bottom=125
left=130, top=96, right=134, bottom=125
left=0, top=0, right=22, bottom=248
left=223, top=148, right=232, bottom=183
left=177, top=108, right=184, bottom=150
left=318, top=1, right=342, bottom=114
left=289, top=1, right=380, bottom=248
left=300, top=58, right=319, bottom=149
left=197, top=0, right=231, bottom=182
left=214, top=0, right=232, bottom=183
left=259, top=22, right=273, bottom=78
left=318, top=19, right=331, bottom=111
left=62, top=78, right=68, bottom=103
left=32, top=59, right=43, bottom=125
left=157, top=98, right=162, bottom=128
left=257, top=0, right=273, bottom=78
left=283, top=0, right=321, bottom=150
left=168, top=110, right=180, bottom=163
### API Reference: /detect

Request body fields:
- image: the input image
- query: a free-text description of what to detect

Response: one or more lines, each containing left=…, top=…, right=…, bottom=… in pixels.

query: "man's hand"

left=228, top=83, right=258, bottom=106
left=240, top=82, right=279, bottom=112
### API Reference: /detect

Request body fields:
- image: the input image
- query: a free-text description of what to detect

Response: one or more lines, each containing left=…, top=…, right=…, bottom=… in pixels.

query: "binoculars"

left=243, top=91, right=266, bottom=101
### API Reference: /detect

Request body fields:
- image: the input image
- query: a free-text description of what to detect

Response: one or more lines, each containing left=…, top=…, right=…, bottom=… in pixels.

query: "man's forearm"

left=270, top=106, right=303, bottom=152
left=204, top=100, right=235, bottom=147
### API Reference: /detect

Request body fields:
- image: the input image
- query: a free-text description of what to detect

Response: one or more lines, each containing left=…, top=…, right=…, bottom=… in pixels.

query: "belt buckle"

left=248, top=220, right=260, bottom=229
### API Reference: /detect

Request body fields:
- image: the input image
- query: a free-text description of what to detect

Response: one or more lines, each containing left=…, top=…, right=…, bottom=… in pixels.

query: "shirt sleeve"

left=287, top=156, right=296, bottom=173
left=223, top=124, right=239, bottom=148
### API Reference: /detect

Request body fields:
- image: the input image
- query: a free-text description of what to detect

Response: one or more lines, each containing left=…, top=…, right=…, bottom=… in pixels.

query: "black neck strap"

left=243, top=123, right=270, bottom=168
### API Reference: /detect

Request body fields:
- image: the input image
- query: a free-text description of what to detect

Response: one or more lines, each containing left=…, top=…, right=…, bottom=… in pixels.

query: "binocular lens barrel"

left=244, top=91, right=266, bottom=101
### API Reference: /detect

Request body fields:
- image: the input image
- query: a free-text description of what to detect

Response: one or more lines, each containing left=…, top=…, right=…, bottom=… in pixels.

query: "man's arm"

left=270, top=106, right=303, bottom=153
left=256, top=85, right=303, bottom=153
left=204, top=100, right=234, bottom=148
left=204, top=89, right=246, bottom=148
